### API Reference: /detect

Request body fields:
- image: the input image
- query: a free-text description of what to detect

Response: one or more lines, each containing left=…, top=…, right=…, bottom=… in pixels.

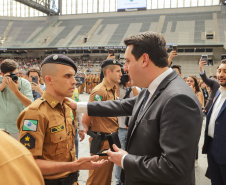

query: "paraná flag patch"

left=94, top=94, right=103, bottom=101
left=22, top=120, right=38, bottom=132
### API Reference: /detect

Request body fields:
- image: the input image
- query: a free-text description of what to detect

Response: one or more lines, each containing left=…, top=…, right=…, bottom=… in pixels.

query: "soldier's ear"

left=45, top=75, right=52, bottom=84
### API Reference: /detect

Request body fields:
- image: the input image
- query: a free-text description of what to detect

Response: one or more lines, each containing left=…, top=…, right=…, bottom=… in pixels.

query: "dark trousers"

left=207, top=140, right=226, bottom=185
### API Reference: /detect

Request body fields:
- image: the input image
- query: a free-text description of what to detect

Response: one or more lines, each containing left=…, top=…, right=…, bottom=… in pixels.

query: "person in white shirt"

left=202, top=59, right=226, bottom=185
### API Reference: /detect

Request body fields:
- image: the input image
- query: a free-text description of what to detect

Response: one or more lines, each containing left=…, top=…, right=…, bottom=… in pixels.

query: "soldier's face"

left=110, top=65, right=122, bottom=84
left=52, top=64, right=76, bottom=98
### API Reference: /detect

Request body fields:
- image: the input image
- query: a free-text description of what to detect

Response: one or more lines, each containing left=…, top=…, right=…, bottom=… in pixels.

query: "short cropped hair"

left=103, top=65, right=116, bottom=76
left=0, top=59, right=18, bottom=74
left=124, top=31, right=168, bottom=68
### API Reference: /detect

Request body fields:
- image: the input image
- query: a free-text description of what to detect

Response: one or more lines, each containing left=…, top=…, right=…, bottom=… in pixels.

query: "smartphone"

left=201, top=55, right=208, bottom=65
left=172, top=45, right=178, bottom=52
left=32, top=76, right=38, bottom=84
left=109, top=50, right=115, bottom=56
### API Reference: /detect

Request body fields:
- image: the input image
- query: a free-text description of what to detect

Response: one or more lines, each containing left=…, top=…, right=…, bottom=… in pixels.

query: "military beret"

left=101, top=59, right=122, bottom=69
left=41, top=54, right=77, bottom=72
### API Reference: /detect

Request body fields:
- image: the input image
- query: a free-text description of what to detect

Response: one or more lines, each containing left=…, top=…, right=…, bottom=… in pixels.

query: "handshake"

left=67, top=98, right=128, bottom=168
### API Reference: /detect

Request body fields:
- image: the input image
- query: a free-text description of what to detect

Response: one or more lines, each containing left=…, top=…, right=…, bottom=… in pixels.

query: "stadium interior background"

left=0, top=0, right=226, bottom=77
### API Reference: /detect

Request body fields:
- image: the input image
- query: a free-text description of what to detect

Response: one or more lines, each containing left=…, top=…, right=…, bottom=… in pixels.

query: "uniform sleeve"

left=89, top=88, right=106, bottom=102
left=17, top=108, right=47, bottom=157
left=20, top=78, right=34, bottom=102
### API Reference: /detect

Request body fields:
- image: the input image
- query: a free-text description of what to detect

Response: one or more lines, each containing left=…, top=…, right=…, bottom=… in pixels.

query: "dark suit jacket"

left=200, top=71, right=219, bottom=112
left=202, top=91, right=226, bottom=164
left=88, top=70, right=202, bottom=185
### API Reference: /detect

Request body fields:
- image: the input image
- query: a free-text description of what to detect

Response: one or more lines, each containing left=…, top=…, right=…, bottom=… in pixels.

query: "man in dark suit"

left=199, top=58, right=220, bottom=113
left=202, top=59, right=226, bottom=185
left=70, top=31, right=202, bottom=185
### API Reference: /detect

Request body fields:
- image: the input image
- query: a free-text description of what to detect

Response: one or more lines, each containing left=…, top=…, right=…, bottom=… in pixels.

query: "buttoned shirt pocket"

left=50, top=130, right=67, bottom=155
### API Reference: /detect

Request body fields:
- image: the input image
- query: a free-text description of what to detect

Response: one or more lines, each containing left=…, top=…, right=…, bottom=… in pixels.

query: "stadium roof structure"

left=0, top=5, right=225, bottom=50
left=15, top=0, right=60, bottom=15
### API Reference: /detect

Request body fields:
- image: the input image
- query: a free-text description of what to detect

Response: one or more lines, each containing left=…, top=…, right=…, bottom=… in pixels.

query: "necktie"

left=140, top=90, right=150, bottom=113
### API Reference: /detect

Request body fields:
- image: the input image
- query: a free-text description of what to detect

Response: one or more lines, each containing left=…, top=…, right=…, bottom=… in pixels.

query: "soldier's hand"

left=78, top=130, right=85, bottom=141
left=107, top=144, right=128, bottom=167
left=75, top=155, right=108, bottom=170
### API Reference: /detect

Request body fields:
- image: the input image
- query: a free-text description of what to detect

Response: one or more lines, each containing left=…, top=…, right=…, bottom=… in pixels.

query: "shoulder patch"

left=94, top=94, right=103, bottom=101
left=20, top=133, right=35, bottom=149
left=29, top=98, right=45, bottom=110
left=23, top=120, right=38, bottom=132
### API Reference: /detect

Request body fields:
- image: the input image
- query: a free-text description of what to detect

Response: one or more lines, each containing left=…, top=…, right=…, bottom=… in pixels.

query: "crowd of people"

left=0, top=31, right=225, bottom=185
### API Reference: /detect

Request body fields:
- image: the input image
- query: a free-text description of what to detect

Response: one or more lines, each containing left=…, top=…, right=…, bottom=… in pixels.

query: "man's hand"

left=107, top=54, right=115, bottom=60
left=78, top=130, right=85, bottom=141
left=168, top=50, right=177, bottom=66
left=199, top=57, right=207, bottom=72
left=74, top=155, right=108, bottom=171
left=7, top=77, right=19, bottom=93
left=107, top=144, right=128, bottom=167
left=0, top=74, right=9, bottom=90
left=31, top=82, right=43, bottom=95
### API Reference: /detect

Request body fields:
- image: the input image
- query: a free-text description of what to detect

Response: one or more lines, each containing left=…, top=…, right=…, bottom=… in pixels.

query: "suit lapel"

left=217, top=99, right=226, bottom=119
left=126, top=70, right=178, bottom=149
left=126, top=90, right=146, bottom=148
left=206, top=91, right=220, bottom=121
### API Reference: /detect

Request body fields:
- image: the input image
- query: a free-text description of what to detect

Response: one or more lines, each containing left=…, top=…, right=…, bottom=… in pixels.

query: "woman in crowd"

left=186, top=76, right=204, bottom=167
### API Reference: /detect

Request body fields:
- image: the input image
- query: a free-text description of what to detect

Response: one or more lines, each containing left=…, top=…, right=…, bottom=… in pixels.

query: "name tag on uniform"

left=51, top=125, right=65, bottom=133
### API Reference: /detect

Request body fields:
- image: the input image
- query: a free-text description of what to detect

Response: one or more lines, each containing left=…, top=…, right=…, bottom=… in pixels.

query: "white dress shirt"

left=208, top=87, right=226, bottom=138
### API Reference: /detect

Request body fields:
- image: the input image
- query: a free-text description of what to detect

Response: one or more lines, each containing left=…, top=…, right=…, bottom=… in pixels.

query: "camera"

left=120, top=68, right=129, bottom=85
left=8, top=73, right=18, bottom=82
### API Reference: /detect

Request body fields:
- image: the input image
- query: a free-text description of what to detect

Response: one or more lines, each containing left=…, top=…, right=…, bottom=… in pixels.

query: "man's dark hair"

left=124, top=31, right=168, bottom=68
left=0, top=59, right=18, bottom=74
left=221, top=59, right=226, bottom=64
left=171, top=65, right=182, bottom=74
left=217, top=59, right=226, bottom=69
left=27, top=67, right=41, bottom=77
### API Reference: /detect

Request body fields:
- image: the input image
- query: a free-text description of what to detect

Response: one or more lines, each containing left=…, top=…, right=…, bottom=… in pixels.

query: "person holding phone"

left=27, top=67, right=45, bottom=100
left=199, top=57, right=220, bottom=113
left=168, top=45, right=178, bottom=66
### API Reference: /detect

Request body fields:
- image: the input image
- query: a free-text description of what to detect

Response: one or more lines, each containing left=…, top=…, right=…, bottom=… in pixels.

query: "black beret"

left=101, top=59, right=122, bottom=69
left=41, top=54, right=77, bottom=72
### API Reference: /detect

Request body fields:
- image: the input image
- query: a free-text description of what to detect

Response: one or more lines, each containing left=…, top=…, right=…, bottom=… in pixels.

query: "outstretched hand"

left=66, top=98, right=77, bottom=110
left=107, top=144, right=128, bottom=167
left=75, top=155, right=108, bottom=171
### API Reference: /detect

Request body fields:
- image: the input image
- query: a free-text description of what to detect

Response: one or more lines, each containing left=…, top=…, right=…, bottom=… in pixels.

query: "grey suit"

left=200, top=71, right=219, bottom=112
left=88, top=71, right=202, bottom=185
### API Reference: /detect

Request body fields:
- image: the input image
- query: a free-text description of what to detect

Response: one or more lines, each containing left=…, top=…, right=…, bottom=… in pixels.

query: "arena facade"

left=0, top=0, right=226, bottom=77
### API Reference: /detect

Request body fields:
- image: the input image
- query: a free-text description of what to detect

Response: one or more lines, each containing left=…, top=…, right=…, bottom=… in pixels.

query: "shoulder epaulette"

left=29, top=98, right=46, bottom=110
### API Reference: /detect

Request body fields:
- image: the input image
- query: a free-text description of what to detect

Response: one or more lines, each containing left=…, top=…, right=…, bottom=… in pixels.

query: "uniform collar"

left=42, top=91, right=68, bottom=108
left=102, top=78, right=115, bottom=91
